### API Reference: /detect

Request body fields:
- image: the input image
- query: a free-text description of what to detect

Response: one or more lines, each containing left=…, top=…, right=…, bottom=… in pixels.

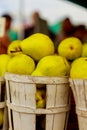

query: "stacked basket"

left=70, top=79, right=87, bottom=130
left=0, top=77, right=8, bottom=130
left=5, top=73, right=71, bottom=130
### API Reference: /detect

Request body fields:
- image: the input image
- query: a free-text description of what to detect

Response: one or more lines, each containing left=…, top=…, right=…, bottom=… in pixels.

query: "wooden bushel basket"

left=0, top=77, right=8, bottom=130
left=5, top=72, right=70, bottom=130
left=70, top=79, right=87, bottom=130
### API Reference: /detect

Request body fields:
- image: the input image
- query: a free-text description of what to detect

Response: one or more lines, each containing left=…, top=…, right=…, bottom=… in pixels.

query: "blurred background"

left=0, top=1, right=87, bottom=130
left=0, top=0, right=87, bottom=46
left=0, top=0, right=87, bottom=56
left=0, top=0, right=87, bottom=36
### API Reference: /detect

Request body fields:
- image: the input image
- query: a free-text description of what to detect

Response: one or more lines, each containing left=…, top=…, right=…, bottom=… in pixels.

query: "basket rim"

left=0, top=76, right=5, bottom=81
left=5, top=72, right=69, bottom=84
left=69, top=78, right=87, bottom=81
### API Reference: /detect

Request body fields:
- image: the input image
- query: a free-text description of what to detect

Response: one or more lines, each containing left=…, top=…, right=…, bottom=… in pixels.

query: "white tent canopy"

left=0, top=0, right=87, bottom=29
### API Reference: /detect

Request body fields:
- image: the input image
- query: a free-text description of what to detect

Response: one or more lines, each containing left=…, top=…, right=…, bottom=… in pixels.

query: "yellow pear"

left=36, top=89, right=46, bottom=100
left=36, top=99, right=46, bottom=108
left=7, top=53, right=35, bottom=75
left=81, top=42, right=87, bottom=57
left=36, top=88, right=46, bottom=108
left=70, top=57, right=87, bottom=79
left=7, top=40, right=22, bottom=57
left=20, top=33, right=55, bottom=61
left=0, top=54, right=11, bottom=76
left=0, top=109, right=4, bottom=127
left=58, top=37, right=82, bottom=60
left=31, top=55, right=70, bottom=77
left=31, top=70, right=44, bottom=76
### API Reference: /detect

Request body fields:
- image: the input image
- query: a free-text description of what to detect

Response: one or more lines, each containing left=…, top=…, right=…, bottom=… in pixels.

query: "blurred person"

left=0, top=15, right=11, bottom=54
left=1, top=13, right=18, bottom=42
left=83, top=29, right=87, bottom=43
left=32, top=11, right=49, bottom=35
left=73, top=24, right=87, bottom=43
left=24, top=11, right=55, bottom=41
left=54, top=17, right=75, bottom=51
left=55, top=17, right=87, bottom=46
left=0, top=34, right=10, bottom=54
left=57, top=17, right=75, bottom=42
left=33, top=11, right=56, bottom=42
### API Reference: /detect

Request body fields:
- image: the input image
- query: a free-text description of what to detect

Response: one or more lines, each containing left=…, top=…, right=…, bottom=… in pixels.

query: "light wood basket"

left=5, top=72, right=70, bottom=130
left=0, top=77, right=8, bottom=130
left=70, top=79, right=87, bottom=130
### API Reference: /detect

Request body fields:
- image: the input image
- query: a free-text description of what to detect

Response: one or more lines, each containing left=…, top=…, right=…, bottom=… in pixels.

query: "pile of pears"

left=57, top=37, right=87, bottom=79
left=1, top=33, right=87, bottom=79
left=1, top=33, right=70, bottom=77
left=0, top=33, right=87, bottom=111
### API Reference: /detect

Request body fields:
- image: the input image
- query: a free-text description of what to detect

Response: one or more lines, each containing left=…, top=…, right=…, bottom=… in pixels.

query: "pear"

left=36, top=89, right=46, bottom=101
left=36, top=99, right=46, bottom=108
left=81, top=42, right=87, bottom=57
left=70, top=57, right=87, bottom=79
left=0, top=54, right=11, bottom=76
left=31, top=70, right=44, bottom=76
left=58, top=37, right=83, bottom=60
left=36, top=91, right=42, bottom=101
left=31, top=55, right=70, bottom=77
left=0, top=109, right=4, bottom=127
left=36, top=88, right=46, bottom=108
left=7, top=53, right=35, bottom=75
left=7, top=40, right=22, bottom=57
left=20, top=33, right=55, bottom=61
